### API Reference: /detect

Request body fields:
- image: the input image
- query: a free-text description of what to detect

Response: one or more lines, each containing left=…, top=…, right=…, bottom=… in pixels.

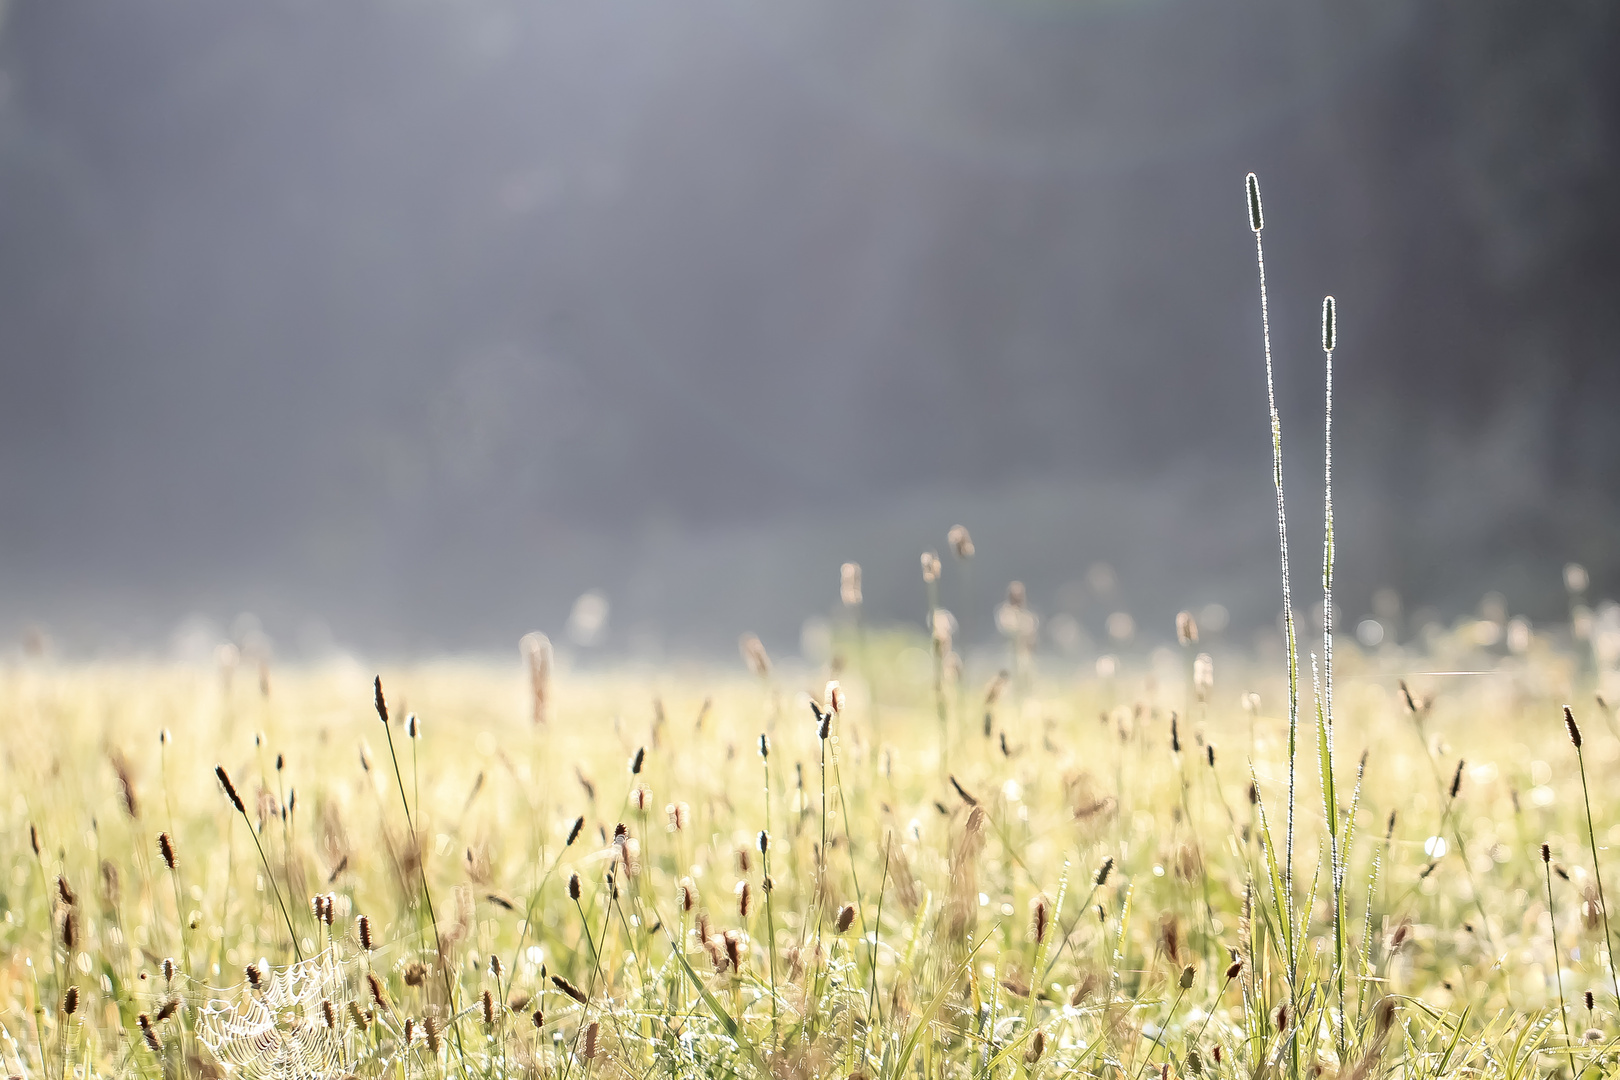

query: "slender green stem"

left=1547, top=858, right=1578, bottom=1078
left=1574, top=745, right=1620, bottom=1001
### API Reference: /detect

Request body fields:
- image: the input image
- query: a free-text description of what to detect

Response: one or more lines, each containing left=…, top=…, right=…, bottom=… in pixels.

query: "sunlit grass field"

left=4, top=618, right=1620, bottom=1079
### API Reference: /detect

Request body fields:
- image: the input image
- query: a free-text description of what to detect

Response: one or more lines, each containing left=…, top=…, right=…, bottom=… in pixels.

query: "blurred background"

left=0, top=0, right=1616, bottom=663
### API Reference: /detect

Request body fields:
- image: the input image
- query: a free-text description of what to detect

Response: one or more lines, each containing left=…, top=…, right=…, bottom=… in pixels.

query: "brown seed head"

left=550, top=974, right=588, bottom=1004
left=424, top=1016, right=441, bottom=1054
left=630, top=747, right=645, bottom=774
left=566, top=815, right=585, bottom=846
left=1180, top=965, right=1196, bottom=990
left=1245, top=173, right=1263, bottom=232
left=1095, top=856, right=1114, bottom=886
left=1566, top=706, right=1583, bottom=749
left=404, top=963, right=426, bottom=987
left=1543, top=842, right=1553, bottom=864
left=1225, top=957, right=1243, bottom=980
left=154, top=997, right=179, bottom=1022
left=138, top=1013, right=161, bottom=1052
left=366, top=971, right=389, bottom=1012
left=215, top=766, right=245, bottom=813
left=481, top=989, right=495, bottom=1026
left=1031, top=895, right=1049, bottom=944
left=837, top=904, right=856, bottom=934
left=63, top=986, right=79, bottom=1016
left=736, top=880, right=752, bottom=917
left=373, top=676, right=388, bottom=724
left=1023, top=1030, right=1045, bottom=1065
left=568, top=873, right=581, bottom=901
left=357, top=915, right=373, bottom=951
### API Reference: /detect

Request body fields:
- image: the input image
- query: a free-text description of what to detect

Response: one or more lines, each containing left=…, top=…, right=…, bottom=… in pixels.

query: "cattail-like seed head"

left=1543, top=842, right=1553, bottom=863
left=630, top=747, right=645, bottom=775
left=841, top=562, right=863, bottom=607
left=404, top=1017, right=415, bottom=1044
left=322, top=893, right=335, bottom=925
left=672, top=802, right=690, bottom=830
left=61, top=910, right=76, bottom=949
left=568, top=873, right=581, bottom=901
left=481, top=989, right=494, bottom=1026
left=489, top=953, right=503, bottom=979
left=424, top=1015, right=441, bottom=1054
left=245, top=964, right=262, bottom=990
left=1387, top=810, right=1398, bottom=839
left=1096, top=856, right=1114, bottom=886
left=758, top=734, right=769, bottom=760
left=1207, top=744, right=1216, bottom=767
left=1449, top=759, right=1464, bottom=800
left=1248, top=781, right=1260, bottom=805
left=347, top=1000, right=369, bottom=1030
left=1274, top=1004, right=1288, bottom=1033
left=1225, top=957, right=1243, bottom=980
left=1179, top=965, right=1196, bottom=990
left=1245, top=173, right=1263, bottom=232
left=583, top=1020, right=599, bottom=1060
left=1171, top=714, right=1181, bottom=754
left=921, top=551, right=941, bottom=584
left=826, top=681, right=845, bottom=715
left=724, top=929, right=744, bottom=971
left=312, top=894, right=326, bottom=922
left=58, top=875, right=76, bottom=907
left=739, top=633, right=771, bottom=678
left=1031, top=895, right=1049, bottom=944
left=30, top=823, right=40, bottom=856
left=1321, top=295, right=1336, bottom=352
left=162, top=957, right=175, bottom=982
left=757, top=830, right=769, bottom=855
left=736, top=880, right=751, bottom=917
left=950, top=775, right=978, bottom=807
left=837, top=903, right=856, bottom=933
left=678, top=878, right=696, bottom=912
left=948, top=524, right=975, bottom=560
left=373, top=676, right=388, bottom=723
left=138, top=1013, right=161, bottom=1052
left=366, top=971, right=389, bottom=1012
left=215, top=766, right=245, bottom=813
left=63, top=986, right=79, bottom=1015
left=550, top=974, right=588, bottom=1004
left=630, top=784, right=650, bottom=812
left=1176, top=611, right=1198, bottom=645
left=1374, top=996, right=1397, bottom=1034
left=566, top=815, right=585, bottom=846
left=318, top=998, right=335, bottom=1029
left=1023, top=1030, right=1045, bottom=1064
left=404, top=962, right=426, bottom=987
left=1586, top=989, right=1596, bottom=1010
left=1566, top=706, right=1583, bottom=749
left=531, top=1008, right=544, bottom=1029
left=357, top=915, right=373, bottom=951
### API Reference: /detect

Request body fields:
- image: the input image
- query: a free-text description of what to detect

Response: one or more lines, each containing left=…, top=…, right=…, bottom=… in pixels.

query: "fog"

left=0, top=0, right=1615, bottom=660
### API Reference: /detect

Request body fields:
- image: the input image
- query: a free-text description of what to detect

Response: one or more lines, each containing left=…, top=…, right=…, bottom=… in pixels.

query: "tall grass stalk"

left=1544, top=844, right=1577, bottom=1077
left=1246, top=171, right=1302, bottom=1057
left=1564, top=706, right=1620, bottom=1002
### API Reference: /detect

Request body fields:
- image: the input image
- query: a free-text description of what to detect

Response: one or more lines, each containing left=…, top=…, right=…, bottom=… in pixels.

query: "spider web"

left=195, top=950, right=360, bottom=1080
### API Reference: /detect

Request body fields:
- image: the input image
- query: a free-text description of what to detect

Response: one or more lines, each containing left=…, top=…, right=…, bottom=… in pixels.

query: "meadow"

left=4, top=174, right=1618, bottom=1080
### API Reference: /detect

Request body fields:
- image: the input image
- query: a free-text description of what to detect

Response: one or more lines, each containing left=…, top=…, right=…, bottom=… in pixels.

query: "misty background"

left=0, top=0, right=1616, bottom=662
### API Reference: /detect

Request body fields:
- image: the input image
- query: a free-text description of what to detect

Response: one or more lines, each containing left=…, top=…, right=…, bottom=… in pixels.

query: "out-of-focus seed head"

left=948, top=525, right=975, bottom=560
left=921, top=551, right=942, bottom=584
left=1321, top=295, right=1336, bottom=352
left=1245, top=173, right=1264, bottom=232
left=840, top=562, right=863, bottom=607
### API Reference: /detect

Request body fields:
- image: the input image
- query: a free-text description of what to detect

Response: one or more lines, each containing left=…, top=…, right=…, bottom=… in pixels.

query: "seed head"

left=321, top=998, right=336, bottom=1029
left=758, top=734, right=769, bottom=760
left=366, top=971, right=389, bottom=1012
left=481, top=989, right=495, bottom=1026
left=1449, top=759, right=1464, bottom=800
left=407, top=714, right=418, bottom=739
left=30, top=823, right=40, bottom=856
left=1274, top=1004, right=1288, bottom=1033
left=138, top=1013, right=162, bottom=1052
left=215, top=766, right=245, bottom=813
left=1321, top=295, right=1336, bottom=352
left=1225, top=957, right=1243, bottom=980
left=736, top=880, right=752, bottom=917
left=1245, top=173, right=1264, bottom=232
left=837, top=904, right=857, bottom=933
left=373, top=676, right=388, bottom=723
left=739, top=634, right=772, bottom=678
left=163, top=957, right=175, bottom=982
left=424, top=1015, right=441, bottom=1054
left=489, top=954, right=503, bottom=979
left=245, top=964, right=263, bottom=990
left=1566, top=706, right=1583, bottom=749
left=921, top=551, right=942, bottom=584
left=949, top=775, right=978, bottom=807
left=1179, top=965, right=1196, bottom=990
left=584, top=1020, right=600, bottom=1060
left=757, top=830, right=770, bottom=855
left=1586, top=989, right=1596, bottom=1011
left=1176, top=611, right=1198, bottom=645
left=568, top=873, right=581, bottom=901
left=1023, top=1030, right=1045, bottom=1065
left=566, top=815, right=585, bottom=846
left=63, top=986, right=79, bottom=1016
left=1031, top=895, right=1049, bottom=944
left=678, top=878, right=696, bottom=912
left=826, top=680, right=845, bottom=715
left=57, top=875, right=76, bottom=907
left=404, top=963, right=426, bottom=987
left=357, top=915, right=373, bottom=951
left=840, top=562, right=863, bottom=607
left=1206, top=744, right=1216, bottom=767
left=1171, top=713, right=1181, bottom=754
left=1095, top=856, right=1114, bottom=886
left=532, top=1009, right=544, bottom=1029
left=630, top=747, right=645, bottom=774
left=551, top=974, right=588, bottom=1004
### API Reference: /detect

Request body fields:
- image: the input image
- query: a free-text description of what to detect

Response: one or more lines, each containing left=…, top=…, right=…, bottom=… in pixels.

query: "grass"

left=2, top=175, right=1617, bottom=1079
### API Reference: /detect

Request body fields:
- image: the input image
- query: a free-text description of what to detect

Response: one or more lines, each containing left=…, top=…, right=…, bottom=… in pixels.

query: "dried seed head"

left=348, top=1001, right=369, bottom=1030
left=584, top=1020, right=599, bottom=1060
left=551, top=974, right=588, bottom=1004
left=1176, top=611, right=1198, bottom=645
left=30, top=823, right=40, bottom=857
left=568, top=873, right=581, bottom=901
left=162, top=958, right=175, bottom=982
left=840, top=562, right=863, bottom=607
left=1374, top=996, right=1398, bottom=1035
left=404, top=963, right=426, bottom=987
left=671, top=802, right=690, bottom=830
left=1245, top=173, right=1263, bottom=232
left=1543, top=842, right=1553, bottom=863
left=424, top=1015, right=441, bottom=1054
left=630, top=747, right=646, bottom=774
left=367, top=971, right=389, bottom=1012
left=1031, top=895, right=1049, bottom=944
left=1023, top=1030, right=1045, bottom=1065
left=948, top=525, right=975, bottom=560
left=321, top=998, right=336, bottom=1029
left=1274, top=1004, right=1288, bottom=1033
left=757, top=734, right=769, bottom=760
left=245, top=964, right=263, bottom=990
left=1171, top=713, right=1181, bottom=754
left=57, top=875, right=76, bottom=907
left=723, top=929, right=744, bottom=971
left=736, top=880, right=752, bottom=917
left=1321, top=295, right=1336, bottom=352
left=949, top=775, right=978, bottom=807
left=63, top=986, right=79, bottom=1016
left=138, top=1013, right=162, bottom=1052
left=407, top=714, right=418, bottom=739
left=1206, top=744, right=1216, bottom=768
left=215, top=766, right=245, bottom=813
left=1587, top=989, right=1596, bottom=1011
left=757, top=830, right=770, bottom=855
left=826, top=680, right=845, bottom=715
left=321, top=893, right=335, bottom=926
left=404, top=1017, right=415, bottom=1044
left=357, top=915, right=373, bottom=951
left=489, top=954, right=503, bottom=979
left=373, top=676, right=388, bottom=724
left=1225, top=957, right=1243, bottom=980
left=1179, top=965, right=1196, bottom=990
left=678, top=878, right=696, bottom=912
left=150, top=994, right=176, bottom=1021
left=61, top=910, right=76, bottom=949
left=1566, top=706, right=1583, bottom=749
left=1095, top=856, right=1114, bottom=886
left=837, top=904, right=856, bottom=933
left=739, top=634, right=771, bottom=678
left=566, top=815, right=585, bottom=846
left=630, top=784, right=650, bottom=812
left=921, top=551, right=942, bottom=584
left=481, top=989, right=495, bottom=1026
left=531, top=1008, right=544, bottom=1029
left=1449, top=759, right=1464, bottom=800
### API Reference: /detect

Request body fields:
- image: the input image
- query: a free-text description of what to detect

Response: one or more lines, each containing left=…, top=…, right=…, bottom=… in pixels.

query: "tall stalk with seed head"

left=1246, top=172, right=1301, bottom=1005
left=1564, top=706, right=1620, bottom=1001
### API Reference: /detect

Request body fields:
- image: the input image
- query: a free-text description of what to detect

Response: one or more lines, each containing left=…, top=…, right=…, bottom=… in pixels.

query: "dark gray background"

left=0, top=0, right=1615, bottom=660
